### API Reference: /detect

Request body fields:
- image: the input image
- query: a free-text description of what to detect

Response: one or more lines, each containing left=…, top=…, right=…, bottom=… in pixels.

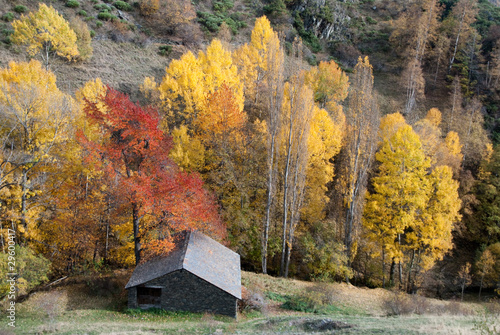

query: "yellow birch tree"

left=11, top=3, right=79, bottom=69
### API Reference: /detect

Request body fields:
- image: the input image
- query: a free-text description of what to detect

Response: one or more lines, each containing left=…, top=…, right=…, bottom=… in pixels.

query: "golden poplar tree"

left=279, top=72, right=315, bottom=277
left=155, top=39, right=243, bottom=128
left=232, top=16, right=280, bottom=106
left=304, top=106, right=344, bottom=223
left=335, top=56, right=379, bottom=267
left=364, top=113, right=461, bottom=291
left=364, top=118, right=431, bottom=287
left=11, top=3, right=79, bottom=69
left=304, top=59, right=349, bottom=113
left=0, top=60, right=76, bottom=242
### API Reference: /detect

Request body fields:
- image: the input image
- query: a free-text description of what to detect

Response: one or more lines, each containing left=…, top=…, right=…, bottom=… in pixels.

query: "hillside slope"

left=0, top=270, right=498, bottom=334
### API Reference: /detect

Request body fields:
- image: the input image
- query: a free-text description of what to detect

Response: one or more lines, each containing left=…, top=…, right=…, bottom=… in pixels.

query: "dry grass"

left=0, top=35, right=185, bottom=99
left=1, top=270, right=498, bottom=334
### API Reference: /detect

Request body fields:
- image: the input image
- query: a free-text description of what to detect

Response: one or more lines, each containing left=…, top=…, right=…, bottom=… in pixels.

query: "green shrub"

left=98, top=12, right=117, bottom=21
left=1, top=28, right=13, bottom=44
left=94, top=4, right=113, bottom=11
left=306, top=54, right=317, bottom=66
left=366, top=16, right=377, bottom=24
left=77, top=9, right=87, bottom=16
left=213, top=0, right=234, bottom=13
left=113, top=1, right=133, bottom=11
left=66, top=0, right=80, bottom=8
left=158, top=45, right=172, bottom=56
left=96, top=20, right=104, bottom=28
left=265, top=292, right=288, bottom=303
left=263, top=0, right=287, bottom=18
left=90, top=29, right=96, bottom=37
left=223, top=17, right=238, bottom=34
left=197, top=11, right=223, bottom=33
left=282, top=294, right=321, bottom=313
left=2, top=12, right=14, bottom=22
left=0, top=246, right=51, bottom=298
left=197, top=9, right=245, bottom=34
left=14, top=5, right=28, bottom=14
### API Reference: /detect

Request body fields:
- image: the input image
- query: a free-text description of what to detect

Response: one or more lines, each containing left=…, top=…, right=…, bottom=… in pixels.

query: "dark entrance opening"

left=137, top=287, right=161, bottom=308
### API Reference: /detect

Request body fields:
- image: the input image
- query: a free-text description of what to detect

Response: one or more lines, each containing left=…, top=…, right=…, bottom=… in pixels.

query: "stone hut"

left=125, top=231, right=241, bottom=318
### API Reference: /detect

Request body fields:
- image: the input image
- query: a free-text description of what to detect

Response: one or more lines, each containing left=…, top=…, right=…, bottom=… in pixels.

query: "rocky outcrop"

left=293, top=0, right=352, bottom=42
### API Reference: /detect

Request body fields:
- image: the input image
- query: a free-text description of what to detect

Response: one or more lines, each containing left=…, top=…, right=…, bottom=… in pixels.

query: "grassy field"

left=1, top=271, right=499, bottom=334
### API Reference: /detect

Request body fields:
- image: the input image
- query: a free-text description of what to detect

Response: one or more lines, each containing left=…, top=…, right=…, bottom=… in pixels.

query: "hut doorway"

left=137, top=287, right=161, bottom=308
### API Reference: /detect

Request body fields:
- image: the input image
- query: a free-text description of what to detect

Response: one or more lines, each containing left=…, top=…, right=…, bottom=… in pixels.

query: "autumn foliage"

left=78, top=87, right=224, bottom=264
left=11, top=3, right=78, bottom=69
left=2, top=9, right=498, bottom=297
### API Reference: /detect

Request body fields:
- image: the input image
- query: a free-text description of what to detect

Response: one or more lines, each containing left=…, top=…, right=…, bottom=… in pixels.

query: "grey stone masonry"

left=145, top=269, right=237, bottom=317
left=125, top=231, right=241, bottom=318
left=128, top=287, right=138, bottom=309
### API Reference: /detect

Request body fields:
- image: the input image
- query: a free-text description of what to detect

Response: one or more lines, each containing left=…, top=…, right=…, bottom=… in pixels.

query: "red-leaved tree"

left=77, top=87, right=225, bottom=265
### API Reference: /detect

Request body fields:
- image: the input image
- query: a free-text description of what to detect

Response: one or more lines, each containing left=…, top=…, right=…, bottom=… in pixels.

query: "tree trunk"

left=132, top=202, right=141, bottom=265
left=20, top=169, right=28, bottom=243
left=461, top=280, right=465, bottom=301
left=407, top=250, right=416, bottom=293
left=390, top=259, right=396, bottom=286
left=478, top=273, right=484, bottom=299
left=399, top=261, right=403, bottom=288
left=449, top=9, right=466, bottom=73
left=280, top=109, right=294, bottom=277
left=262, top=129, right=277, bottom=275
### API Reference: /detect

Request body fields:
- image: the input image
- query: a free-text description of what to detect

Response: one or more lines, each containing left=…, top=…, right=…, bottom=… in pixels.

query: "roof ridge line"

left=180, top=230, right=191, bottom=267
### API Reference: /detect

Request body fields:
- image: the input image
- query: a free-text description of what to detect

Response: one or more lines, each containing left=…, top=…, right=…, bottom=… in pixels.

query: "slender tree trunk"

left=449, top=9, right=466, bottom=73
left=0, top=221, right=4, bottom=253
left=407, top=250, right=416, bottom=293
left=478, top=273, right=484, bottom=299
left=105, top=220, right=110, bottom=263
left=390, top=259, right=396, bottom=286
left=434, top=50, right=442, bottom=84
left=280, top=104, right=294, bottom=277
left=262, top=130, right=277, bottom=274
left=344, top=129, right=362, bottom=266
left=399, top=261, right=403, bottom=288
left=382, top=248, right=386, bottom=288
left=132, top=202, right=141, bottom=265
left=44, top=42, right=51, bottom=71
left=449, top=81, right=459, bottom=132
left=461, top=279, right=466, bottom=301
left=93, top=240, right=98, bottom=263
left=284, top=151, right=304, bottom=278
left=20, top=169, right=28, bottom=243
left=462, top=106, right=475, bottom=168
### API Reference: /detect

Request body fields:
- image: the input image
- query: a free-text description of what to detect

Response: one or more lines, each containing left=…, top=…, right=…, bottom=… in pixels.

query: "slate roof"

left=125, top=231, right=241, bottom=299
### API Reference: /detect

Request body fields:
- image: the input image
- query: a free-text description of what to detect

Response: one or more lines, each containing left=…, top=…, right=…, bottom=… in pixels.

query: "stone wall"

left=128, top=287, right=138, bottom=309
left=127, top=269, right=238, bottom=318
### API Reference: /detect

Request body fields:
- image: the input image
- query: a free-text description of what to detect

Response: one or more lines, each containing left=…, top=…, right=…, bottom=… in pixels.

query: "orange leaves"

left=196, top=83, right=247, bottom=140
left=78, top=87, right=224, bottom=264
left=156, top=39, right=243, bottom=127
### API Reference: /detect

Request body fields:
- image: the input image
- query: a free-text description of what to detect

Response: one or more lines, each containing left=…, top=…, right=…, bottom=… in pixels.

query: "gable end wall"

left=130, top=270, right=237, bottom=318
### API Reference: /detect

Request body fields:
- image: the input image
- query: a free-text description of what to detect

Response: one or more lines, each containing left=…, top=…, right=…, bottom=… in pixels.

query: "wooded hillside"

left=0, top=0, right=499, bottom=299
